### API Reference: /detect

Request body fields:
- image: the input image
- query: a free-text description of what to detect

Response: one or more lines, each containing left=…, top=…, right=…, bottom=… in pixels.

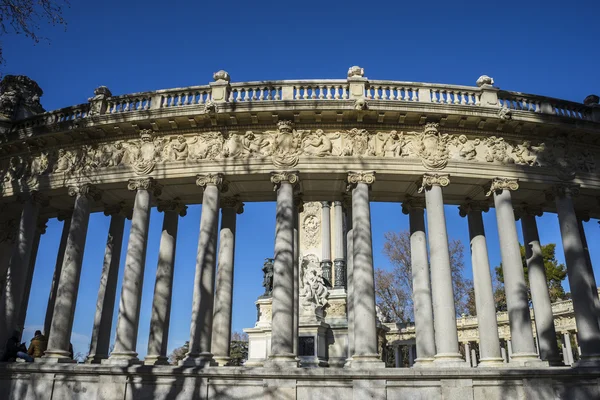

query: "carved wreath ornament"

left=0, top=121, right=597, bottom=189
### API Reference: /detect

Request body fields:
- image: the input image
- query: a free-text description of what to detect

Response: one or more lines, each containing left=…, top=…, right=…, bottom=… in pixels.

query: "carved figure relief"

left=457, top=134, right=479, bottom=161
left=302, top=129, right=338, bottom=157
left=378, top=130, right=405, bottom=157
left=413, top=123, right=451, bottom=170
left=512, top=140, right=540, bottom=166
left=168, top=135, right=189, bottom=161
left=302, top=201, right=321, bottom=249
left=271, top=120, right=301, bottom=168
left=484, top=136, right=513, bottom=164
left=188, top=132, right=224, bottom=161
left=122, top=129, right=165, bottom=175
left=342, top=128, right=374, bottom=157
left=300, top=254, right=329, bottom=310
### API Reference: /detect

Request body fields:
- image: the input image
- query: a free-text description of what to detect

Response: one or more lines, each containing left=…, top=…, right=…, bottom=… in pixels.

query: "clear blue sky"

left=3, top=0, right=599, bottom=358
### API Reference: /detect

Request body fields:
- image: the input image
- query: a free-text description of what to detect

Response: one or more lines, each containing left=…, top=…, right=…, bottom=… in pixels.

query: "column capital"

left=458, top=200, right=490, bottom=217
left=332, top=200, right=343, bottom=207
left=36, top=217, right=49, bottom=234
left=546, top=183, right=580, bottom=200
left=513, top=203, right=543, bottom=220
left=417, top=173, right=449, bottom=193
left=196, top=173, right=226, bottom=191
left=104, top=202, right=133, bottom=219
left=485, top=177, right=518, bottom=197
left=346, top=171, right=375, bottom=191
left=68, top=183, right=102, bottom=201
left=57, top=209, right=73, bottom=221
left=18, top=191, right=49, bottom=207
left=157, top=199, right=188, bottom=217
left=401, top=196, right=426, bottom=214
left=270, top=171, right=299, bottom=190
left=128, top=178, right=162, bottom=196
left=320, top=201, right=331, bottom=208
left=220, top=197, right=244, bottom=214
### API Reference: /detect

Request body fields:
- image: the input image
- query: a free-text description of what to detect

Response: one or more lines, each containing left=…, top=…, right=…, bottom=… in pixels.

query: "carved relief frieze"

left=302, top=202, right=321, bottom=249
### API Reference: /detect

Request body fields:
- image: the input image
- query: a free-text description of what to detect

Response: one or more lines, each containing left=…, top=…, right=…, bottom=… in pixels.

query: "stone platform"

left=1, top=363, right=599, bottom=400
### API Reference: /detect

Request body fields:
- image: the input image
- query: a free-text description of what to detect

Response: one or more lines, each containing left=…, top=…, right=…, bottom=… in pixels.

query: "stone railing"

left=6, top=68, right=599, bottom=136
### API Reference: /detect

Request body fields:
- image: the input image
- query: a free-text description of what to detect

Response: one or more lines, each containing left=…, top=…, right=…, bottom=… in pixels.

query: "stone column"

left=0, top=218, right=18, bottom=299
left=108, top=178, right=160, bottom=365
left=408, top=345, right=416, bottom=367
left=44, top=211, right=72, bottom=336
left=0, top=192, right=46, bottom=349
left=552, top=185, right=600, bottom=365
left=332, top=201, right=346, bottom=289
left=211, top=198, right=243, bottom=366
left=564, top=332, right=574, bottom=365
left=465, top=343, right=472, bottom=367
left=487, top=178, right=540, bottom=365
left=344, top=197, right=354, bottom=367
left=17, top=218, right=47, bottom=333
left=394, top=346, right=401, bottom=368
left=183, top=174, right=223, bottom=366
left=458, top=201, right=504, bottom=366
left=471, top=348, right=478, bottom=367
left=145, top=200, right=187, bottom=365
left=517, top=205, right=562, bottom=365
left=320, top=201, right=333, bottom=287
left=347, top=171, right=384, bottom=368
left=402, top=197, right=435, bottom=366
left=44, top=184, right=100, bottom=362
left=420, top=174, right=464, bottom=366
left=87, top=204, right=128, bottom=363
left=293, top=196, right=302, bottom=358
left=576, top=213, right=600, bottom=325
left=266, top=171, right=299, bottom=368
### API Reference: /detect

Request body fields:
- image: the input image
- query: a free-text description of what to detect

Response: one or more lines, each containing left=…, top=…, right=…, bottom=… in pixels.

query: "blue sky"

left=4, top=0, right=599, bottom=358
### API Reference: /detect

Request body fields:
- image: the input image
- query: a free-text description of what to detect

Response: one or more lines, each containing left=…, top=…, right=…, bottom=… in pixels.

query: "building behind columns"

left=1, top=67, right=600, bottom=399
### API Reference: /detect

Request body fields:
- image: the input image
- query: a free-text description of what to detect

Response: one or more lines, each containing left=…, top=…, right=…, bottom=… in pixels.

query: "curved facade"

left=1, top=68, right=600, bottom=399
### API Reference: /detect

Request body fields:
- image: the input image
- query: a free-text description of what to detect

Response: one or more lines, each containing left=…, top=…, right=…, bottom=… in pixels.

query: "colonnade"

left=1, top=172, right=600, bottom=368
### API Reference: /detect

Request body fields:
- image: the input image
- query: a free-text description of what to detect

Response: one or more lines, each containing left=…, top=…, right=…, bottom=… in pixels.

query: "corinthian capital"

left=513, top=203, right=543, bottom=220
left=346, top=171, right=375, bottom=191
left=417, top=173, right=450, bottom=193
left=196, top=173, right=225, bottom=190
left=104, top=202, right=133, bottom=219
left=485, top=177, right=519, bottom=197
left=157, top=199, right=188, bottom=217
left=270, top=171, right=299, bottom=190
left=547, top=183, right=580, bottom=200
left=458, top=200, right=490, bottom=217
left=128, top=178, right=162, bottom=196
left=18, top=191, right=49, bottom=207
left=401, top=196, right=426, bottom=215
left=68, top=183, right=102, bottom=201
left=220, top=197, right=244, bottom=214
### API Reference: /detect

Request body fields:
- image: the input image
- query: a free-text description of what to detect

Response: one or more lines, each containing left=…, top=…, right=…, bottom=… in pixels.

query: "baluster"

left=310, top=86, right=316, bottom=99
left=123, top=100, right=130, bottom=112
left=275, top=86, right=281, bottom=100
left=253, top=88, right=259, bottom=101
left=302, top=86, right=308, bottom=100
left=318, top=85, right=324, bottom=99
left=333, top=86, right=339, bottom=100
left=466, top=92, right=473, bottom=105
left=144, top=97, right=150, bottom=110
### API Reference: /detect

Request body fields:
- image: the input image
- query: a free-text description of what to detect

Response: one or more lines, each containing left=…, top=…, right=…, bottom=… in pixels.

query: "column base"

left=40, top=349, right=76, bottom=363
left=433, top=352, right=469, bottom=368
left=343, top=357, right=353, bottom=368
left=104, top=351, right=142, bottom=366
left=144, top=355, right=169, bottom=365
left=264, top=353, right=299, bottom=369
left=350, top=354, right=386, bottom=369
left=573, top=355, right=600, bottom=368
left=243, top=359, right=265, bottom=367
left=412, top=357, right=435, bottom=367
left=85, top=353, right=108, bottom=364
left=509, top=353, right=548, bottom=367
left=212, top=356, right=232, bottom=366
left=180, top=352, right=214, bottom=367
left=299, top=356, right=328, bottom=368
left=477, top=357, right=506, bottom=368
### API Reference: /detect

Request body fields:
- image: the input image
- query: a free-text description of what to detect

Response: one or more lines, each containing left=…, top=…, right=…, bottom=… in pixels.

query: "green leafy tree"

left=168, top=341, right=189, bottom=365
left=230, top=331, right=248, bottom=366
left=491, top=243, right=567, bottom=313
left=376, top=230, right=472, bottom=322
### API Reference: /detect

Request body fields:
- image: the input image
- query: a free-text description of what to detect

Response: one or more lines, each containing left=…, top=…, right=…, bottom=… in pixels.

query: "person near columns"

left=458, top=200, right=504, bottom=366
left=347, top=171, right=384, bottom=368
left=515, top=204, right=562, bottom=365
left=44, top=210, right=72, bottom=337
left=211, top=197, right=243, bottom=366
left=108, top=178, right=160, bottom=364
left=266, top=171, right=299, bottom=368
left=145, top=199, right=187, bottom=365
left=486, top=178, right=542, bottom=365
left=87, top=203, right=130, bottom=363
left=402, top=196, right=435, bottom=366
left=183, top=173, right=224, bottom=366
left=0, top=191, right=48, bottom=355
left=551, top=184, right=600, bottom=365
left=44, top=184, right=101, bottom=362
left=419, top=173, right=465, bottom=366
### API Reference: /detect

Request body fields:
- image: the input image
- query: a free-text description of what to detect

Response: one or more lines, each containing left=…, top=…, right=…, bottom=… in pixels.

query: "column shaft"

left=464, top=207, right=503, bottom=365
left=109, top=181, right=154, bottom=364
left=45, top=187, right=95, bottom=361
left=333, top=201, right=346, bottom=289
left=185, top=178, right=221, bottom=365
left=146, top=207, right=182, bottom=365
left=44, top=216, right=71, bottom=336
left=555, top=189, right=600, bottom=362
left=492, top=186, right=538, bottom=362
left=293, top=200, right=300, bottom=357
left=344, top=204, right=354, bottom=366
left=321, top=202, right=332, bottom=287
left=577, top=218, right=600, bottom=324
left=424, top=182, right=462, bottom=364
left=520, top=213, right=561, bottom=364
left=212, top=203, right=240, bottom=366
left=405, top=203, right=435, bottom=365
left=87, top=212, right=126, bottom=363
left=16, top=221, right=45, bottom=333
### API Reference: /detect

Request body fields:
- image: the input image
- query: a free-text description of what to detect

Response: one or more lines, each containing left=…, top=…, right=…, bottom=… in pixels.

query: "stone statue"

left=242, top=131, right=270, bottom=156
left=484, top=136, right=513, bottom=164
left=300, top=254, right=329, bottom=310
left=457, top=135, right=479, bottom=161
left=261, top=258, right=274, bottom=297
left=169, top=135, right=189, bottom=161
left=378, top=130, right=405, bottom=157
left=343, top=128, right=372, bottom=157
left=88, top=86, right=112, bottom=116
left=476, top=75, right=494, bottom=87
left=302, top=129, right=333, bottom=157
left=0, top=75, right=45, bottom=121
left=513, top=140, right=539, bottom=166
left=53, top=149, right=75, bottom=174
left=347, top=66, right=365, bottom=78
left=188, top=132, right=224, bottom=161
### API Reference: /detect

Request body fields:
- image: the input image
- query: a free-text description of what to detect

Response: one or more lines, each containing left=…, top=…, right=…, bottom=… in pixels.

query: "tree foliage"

left=376, top=231, right=472, bottom=322
left=168, top=341, right=189, bottom=365
left=167, top=332, right=249, bottom=366
left=0, top=0, right=69, bottom=64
